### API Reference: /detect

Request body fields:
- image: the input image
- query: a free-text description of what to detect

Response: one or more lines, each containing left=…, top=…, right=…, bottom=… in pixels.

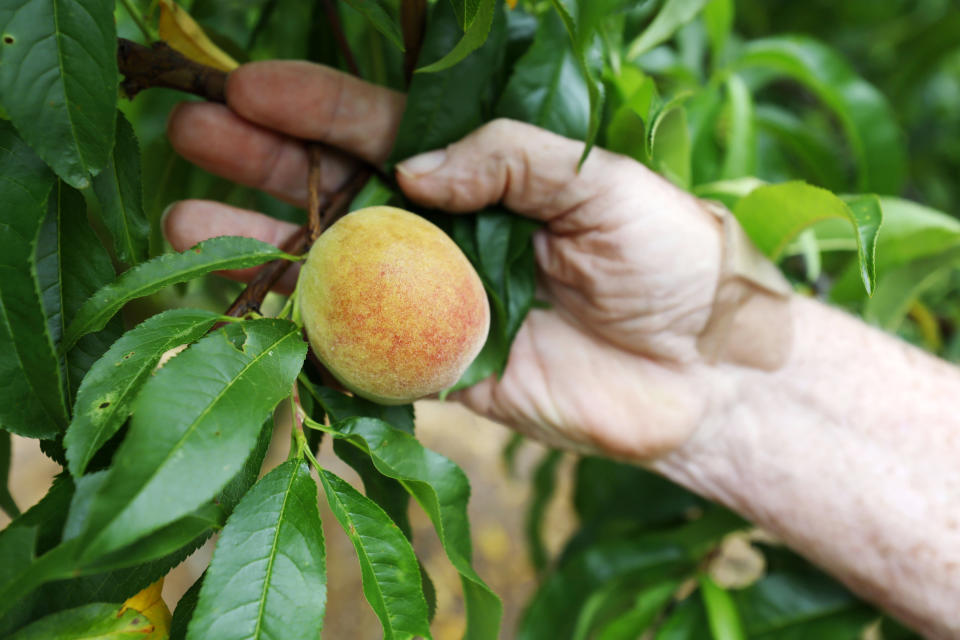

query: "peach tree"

left=0, top=0, right=957, bottom=638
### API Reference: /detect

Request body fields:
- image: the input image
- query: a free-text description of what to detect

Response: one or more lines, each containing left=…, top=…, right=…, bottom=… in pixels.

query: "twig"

left=322, top=0, right=360, bottom=76
left=117, top=38, right=227, bottom=102
left=225, top=226, right=309, bottom=317
left=307, top=146, right=329, bottom=242
left=401, top=0, right=428, bottom=84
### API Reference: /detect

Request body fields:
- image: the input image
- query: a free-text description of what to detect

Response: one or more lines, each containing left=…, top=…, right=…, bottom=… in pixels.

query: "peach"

left=298, top=206, right=490, bottom=404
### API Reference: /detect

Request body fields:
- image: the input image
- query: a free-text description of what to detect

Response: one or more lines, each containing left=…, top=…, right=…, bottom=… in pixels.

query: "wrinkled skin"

left=163, top=60, right=723, bottom=462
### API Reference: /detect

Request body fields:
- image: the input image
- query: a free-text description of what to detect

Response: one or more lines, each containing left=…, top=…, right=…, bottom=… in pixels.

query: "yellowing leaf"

left=157, top=0, right=239, bottom=71
left=120, top=579, right=171, bottom=639
left=506, top=0, right=518, bottom=8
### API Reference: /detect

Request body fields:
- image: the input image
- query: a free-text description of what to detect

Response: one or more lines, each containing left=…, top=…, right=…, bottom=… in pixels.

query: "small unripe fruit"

left=298, top=206, right=490, bottom=404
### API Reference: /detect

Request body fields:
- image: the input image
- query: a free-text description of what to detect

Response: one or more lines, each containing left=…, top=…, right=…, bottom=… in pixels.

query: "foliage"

left=0, top=0, right=954, bottom=637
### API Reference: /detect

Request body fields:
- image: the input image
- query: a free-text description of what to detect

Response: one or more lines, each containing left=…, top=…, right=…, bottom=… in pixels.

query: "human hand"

left=165, top=61, right=727, bottom=462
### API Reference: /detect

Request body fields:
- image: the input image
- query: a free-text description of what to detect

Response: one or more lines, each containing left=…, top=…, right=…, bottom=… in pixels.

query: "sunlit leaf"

left=626, top=0, right=709, bottom=61
left=699, top=575, right=745, bottom=640
left=720, top=74, right=755, bottom=179
left=733, top=182, right=881, bottom=294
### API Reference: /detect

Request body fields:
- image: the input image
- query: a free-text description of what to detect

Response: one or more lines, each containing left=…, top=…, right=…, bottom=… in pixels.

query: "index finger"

left=226, top=61, right=406, bottom=165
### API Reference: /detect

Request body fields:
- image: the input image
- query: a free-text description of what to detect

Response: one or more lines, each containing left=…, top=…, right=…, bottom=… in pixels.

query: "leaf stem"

left=119, top=0, right=158, bottom=42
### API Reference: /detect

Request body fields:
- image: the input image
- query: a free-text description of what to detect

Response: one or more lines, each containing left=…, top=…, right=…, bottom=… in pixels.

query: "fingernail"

left=397, top=149, right=447, bottom=177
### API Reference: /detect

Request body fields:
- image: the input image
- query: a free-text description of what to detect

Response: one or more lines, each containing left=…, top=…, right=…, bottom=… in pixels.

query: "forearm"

left=656, top=295, right=960, bottom=638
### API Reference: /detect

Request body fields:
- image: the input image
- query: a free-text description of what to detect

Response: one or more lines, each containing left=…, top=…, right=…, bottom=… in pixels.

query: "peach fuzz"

left=298, top=206, right=490, bottom=404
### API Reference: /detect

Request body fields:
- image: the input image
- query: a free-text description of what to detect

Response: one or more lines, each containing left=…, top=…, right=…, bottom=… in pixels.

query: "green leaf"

left=341, top=0, right=405, bottom=51
left=188, top=460, right=326, bottom=640
left=76, top=319, right=307, bottom=561
left=733, top=545, right=875, bottom=639
left=7, top=602, right=153, bottom=640
left=753, top=105, right=847, bottom=192
left=63, top=237, right=295, bottom=350
left=36, top=180, right=121, bottom=406
left=318, top=469, right=431, bottom=640
left=626, top=0, right=709, bottom=61
left=733, top=36, right=906, bottom=194
left=733, top=182, right=881, bottom=294
left=64, top=308, right=222, bottom=477
left=545, top=0, right=605, bottom=165
left=526, top=450, right=563, bottom=573
left=439, top=209, right=539, bottom=391
left=654, top=596, right=709, bottom=639
left=0, top=431, right=18, bottom=518
left=0, top=120, right=66, bottom=438
left=91, top=113, right=150, bottom=267
left=650, top=104, right=692, bottom=188
left=496, top=9, right=589, bottom=139
left=418, top=0, right=495, bottom=73
left=595, top=581, right=680, bottom=640
left=0, top=0, right=117, bottom=188
left=390, top=0, right=506, bottom=162
left=520, top=508, right=743, bottom=640
left=170, top=574, right=203, bottom=640
left=216, top=418, right=274, bottom=516
left=702, top=0, right=733, bottom=58
left=699, top=575, right=745, bottom=640
left=301, top=381, right=414, bottom=536
left=318, top=417, right=502, bottom=640
left=720, top=74, right=755, bottom=179
left=865, top=246, right=960, bottom=331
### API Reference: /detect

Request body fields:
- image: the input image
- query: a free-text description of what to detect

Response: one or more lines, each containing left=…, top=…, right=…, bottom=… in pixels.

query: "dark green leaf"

left=654, top=596, right=709, bottom=639
left=733, top=182, right=881, bottom=294
left=64, top=308, right=222, bottom=477
left=63, top=237, right=296, bottom=350
left=418, top=0, right=495, bottom=73
left=0, top=0, right=117, bottom=188
left=188, top=460, right=326, bottom=640
left=170, top=574, right=204, bottom=640
left=216, top=418, right=274, bottom=515
left=341, top=0, right=405, bottom=51
left=301, top=381, right=414, bottom=536
left=319, top=469, right=431, bottom=640
left=390, top=0, right=506, bottom=162
left=526, top=450, right=563, bottom=573
left=733, top=545, right=875, bottom=639
left=753, top=105, right=847, bottom=192
left=496, top=9, right=589, bottom=139
left=699, top=575, right=745, bottom=640
left=91, top=113, right=150, bottom=266
left=76, top=319, right=307, bottom=561
left=626, top=0, right=709, bottom=61
left=320, top=417, right=502, bottom=639
left=733, top=36, right=906, bottom=194
left=0, top=431, right=18, bottom=518
left=595, top=581, right=680, bottom=640
left=7, top=602, right=152, bottom=639
left=0, top=121, right=66, bottom=438
left=36, top=179, right=121, bottom=406
left=545, top=0, right=605, bottom=164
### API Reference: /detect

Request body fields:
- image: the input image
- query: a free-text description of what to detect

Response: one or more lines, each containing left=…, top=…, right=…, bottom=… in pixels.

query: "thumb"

left=395, top=119, right=633, bottom=221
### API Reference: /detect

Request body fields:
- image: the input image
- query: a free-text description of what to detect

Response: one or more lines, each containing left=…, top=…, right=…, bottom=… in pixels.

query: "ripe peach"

left=298, top=206, right=490, bottom=404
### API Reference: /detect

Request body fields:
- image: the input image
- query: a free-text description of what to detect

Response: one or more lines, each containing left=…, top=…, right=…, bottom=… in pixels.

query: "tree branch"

left=321, top=0, right=360, bottom=76
left=118, top=38, right=227, bottom=102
